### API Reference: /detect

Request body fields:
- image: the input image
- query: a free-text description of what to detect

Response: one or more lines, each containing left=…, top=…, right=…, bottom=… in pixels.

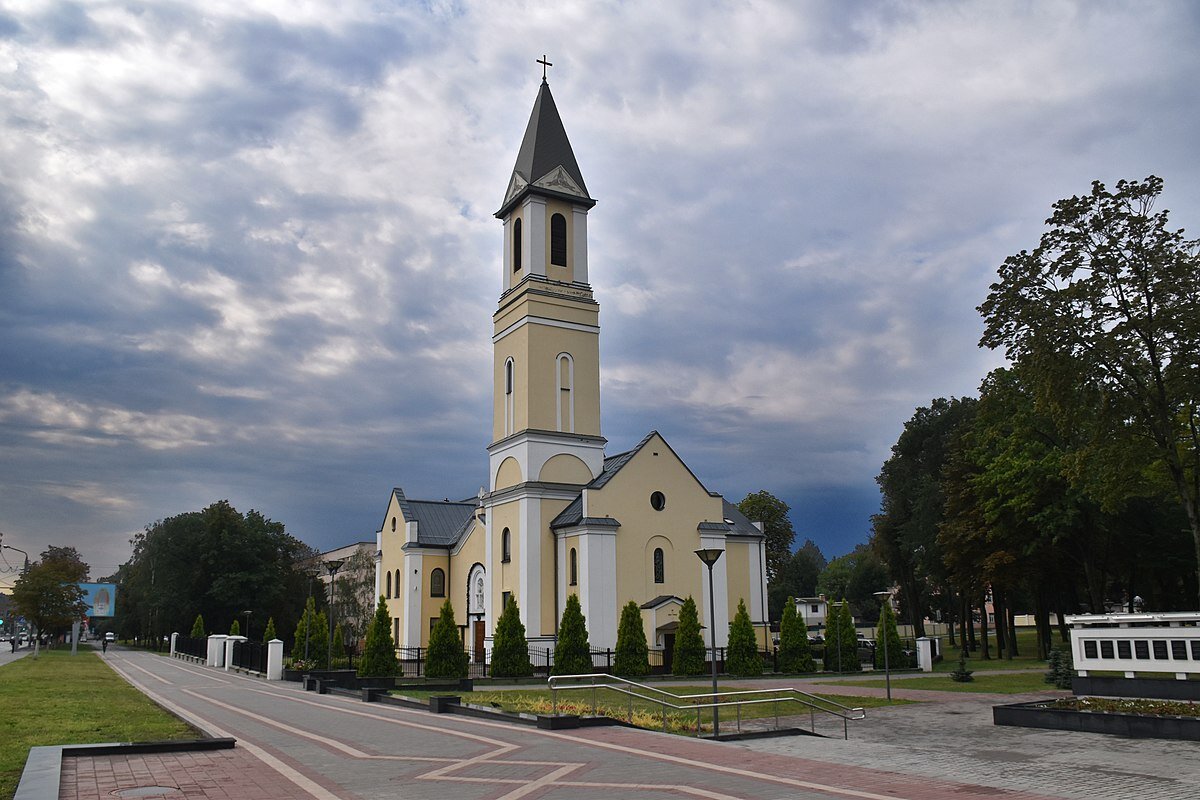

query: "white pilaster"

left=699, top=534, right=730, bottom=648
left=579, top=529, right=618, bottom=649
left=403, top=551, right=424, bottom=647
left=518, top=498, right=543, bottom=636
left=572, top=208, right=588, bottom=283
left=503, top=216, right=513, bottom=289
left=524, top=195, right=547, bottom=276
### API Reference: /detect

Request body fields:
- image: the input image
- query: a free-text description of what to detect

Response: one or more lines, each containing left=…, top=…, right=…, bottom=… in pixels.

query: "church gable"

left=585, top=431, right=724, bottom=525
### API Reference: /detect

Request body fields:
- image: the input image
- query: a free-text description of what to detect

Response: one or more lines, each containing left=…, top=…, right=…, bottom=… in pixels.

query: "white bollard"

left=170, top=632, right=178, bottom=658
left=267, top=639, right=284, bottom=680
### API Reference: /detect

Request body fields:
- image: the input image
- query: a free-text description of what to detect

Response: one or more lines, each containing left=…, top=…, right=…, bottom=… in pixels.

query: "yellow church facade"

left=375, top=77, right=769, bottom=664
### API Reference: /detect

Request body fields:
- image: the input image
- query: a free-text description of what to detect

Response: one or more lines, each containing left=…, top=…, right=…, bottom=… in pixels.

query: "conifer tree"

left=726, top=599, right=762, bottom=676
left=778, top=597, right=815, bottom=673
left=263, top=616, right=277, bottom=643
left=823, top=601, right=860, bottom=672
left=291, top=596, right=317, bottom=662
left=673, top=596, right=706, bottom=676
left=553, top=594, right=593, bottom=675
left=190, top=614, right=205, bottom=639
left=426, top=599, right=468, bottom=680
left=951, top=648, right=974, bottom=682
left=613, top=600, right=650, bottom=676
left=490, top=596, right=533, bottom=677
left=873, top=601, right=904, bottom=671
left=358, top=595, right=398, bottom=677
left=332, top=623, right=345, bottom=668
left=312, top=609, right=330, bottom=669
left=229, top=619, right=240, bottom=636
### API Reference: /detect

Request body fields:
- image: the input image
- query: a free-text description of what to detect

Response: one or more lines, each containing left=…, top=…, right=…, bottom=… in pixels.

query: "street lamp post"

left=242, top=610, right=252, bottom=642
left=694, top=548, right=724, bottom=738
left=873, top=590, right=892, bottom=701
left=324, top=559, right=344, bottom=670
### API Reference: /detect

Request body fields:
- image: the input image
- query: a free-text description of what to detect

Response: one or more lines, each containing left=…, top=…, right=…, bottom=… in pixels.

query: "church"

left=375, top=74, right=769, bottom=666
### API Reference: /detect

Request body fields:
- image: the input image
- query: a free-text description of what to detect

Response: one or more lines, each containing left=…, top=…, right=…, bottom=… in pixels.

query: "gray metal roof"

left=640, top=595, right=683, bottom=609
left=496, top=80, right=594, bottom=218
left=407, top=500, right=476, bottom=547
left=721, top=500, right=765, bottom=538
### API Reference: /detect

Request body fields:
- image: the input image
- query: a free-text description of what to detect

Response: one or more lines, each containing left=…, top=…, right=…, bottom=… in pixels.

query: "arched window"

left=395, top=569, right=401, bottom=594
left=502, top=528, right=511, bottom=563
left=386, top=570, right=392, bottom=598
left=391, top=516, right=396, bottom=532
left=557, top=353, right=573, bottom=433
left=504, top=357, right=515, bottom=436
left=550, top=213, right=567, bottom=266
left=653, top=548, right=665, bottom=584
left=512, top=217, right=522, bottom=272
left=430, top=568, right=445, bottom=597
left=569, top=547, right=578, bottom=586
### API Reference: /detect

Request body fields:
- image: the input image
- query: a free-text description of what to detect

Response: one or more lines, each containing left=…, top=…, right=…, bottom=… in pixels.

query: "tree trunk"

left=1055, top=590, right=1070, bottom=642
left=1034, top=589, right=1049, bottom=660
left=979, top=592, right=991, bottom=660
left=947, top=592, right=957, bottom=648
left=993, top=587, right=1008, bottom=658
left=965, top=594, right=976, bottom=650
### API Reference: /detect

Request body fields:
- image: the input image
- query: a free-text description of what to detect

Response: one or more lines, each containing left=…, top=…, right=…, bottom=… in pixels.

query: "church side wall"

left=417, top=552, right=451, bottom=647
left=724, top=540, right=751, bottom=624
left=490, top=500, right=521, bottom=622
left=452, top=521, right=486, bottom=628
left=539, top=497, right=570, bottom=637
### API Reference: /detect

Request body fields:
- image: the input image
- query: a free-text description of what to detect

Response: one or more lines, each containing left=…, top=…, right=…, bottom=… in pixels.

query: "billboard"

left=78, top=583, right=117, bottom=618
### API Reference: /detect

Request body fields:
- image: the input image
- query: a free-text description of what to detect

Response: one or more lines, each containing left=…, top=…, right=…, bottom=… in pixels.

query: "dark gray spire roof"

left=496, top=80, right=595, bottom=218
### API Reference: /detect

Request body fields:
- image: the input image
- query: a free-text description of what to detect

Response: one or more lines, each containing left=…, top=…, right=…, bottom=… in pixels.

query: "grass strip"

left=393, top=684, right=908, bottom=734
left=0, top=648, right=198, bottom=800
left=824, top=670, right=1056, bottom=694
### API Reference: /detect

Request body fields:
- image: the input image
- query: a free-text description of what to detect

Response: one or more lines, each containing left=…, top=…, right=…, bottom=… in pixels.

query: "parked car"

left=105, top=632, right=116, bottom=642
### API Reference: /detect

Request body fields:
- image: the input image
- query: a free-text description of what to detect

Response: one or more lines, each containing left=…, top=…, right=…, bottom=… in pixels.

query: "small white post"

left=224, top=635, right=247, bottom=671
left=267, top=639, right=284, bottom=680
left=208, top=634, right=227, bottom=667
left=170, top=632, right=178, bottom=657
left=916, top=637, right=934, bottom=672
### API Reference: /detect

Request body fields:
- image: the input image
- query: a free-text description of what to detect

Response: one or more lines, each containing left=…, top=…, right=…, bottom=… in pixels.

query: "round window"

left=650, top=491, right=666, bottom=511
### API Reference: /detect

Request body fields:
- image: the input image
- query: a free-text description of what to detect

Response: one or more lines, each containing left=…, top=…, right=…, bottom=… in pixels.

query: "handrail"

left=546, top=673, right=865, bottom=739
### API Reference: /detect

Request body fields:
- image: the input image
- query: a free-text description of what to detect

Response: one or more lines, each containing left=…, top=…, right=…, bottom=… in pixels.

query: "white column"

left=267, top=639, right=284, bottom=680
left=503, top=217, right=513, bottom=289
left=207, top=635, right=227, bottom=668
left=170, top=632, right=178, bottom=658
left=519, top=498, right=543, bottom=637
left=403, top=552, right=423, bottom=647
left=579, top=529, right=618, bottom=649
left=572, top=208, right=588, bottom=283
left=524, top=196, right=547, bottom=276
left=916, top=638, right=934, bottom=672
left=224, top=635, right=246, bottom=671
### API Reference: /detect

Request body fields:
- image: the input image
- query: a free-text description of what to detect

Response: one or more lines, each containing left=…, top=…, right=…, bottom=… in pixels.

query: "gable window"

left=391, top=516, right=396, bottom=532
left=502, top=528, right=511, bottom=563
left=504, top=358, right=515, bottom=436
left=569, top=547, right=578, bottom=586
left=650, top=491, right=666, bottom=511
left=653, top=548, right=664, bottom=584
left=512, top=218, right=522, bottom=272
left=550, top=213, right=567, bottom=266
left=430, top=568, right=445, bottom=598
left=386, top=571, right=392, bottom=599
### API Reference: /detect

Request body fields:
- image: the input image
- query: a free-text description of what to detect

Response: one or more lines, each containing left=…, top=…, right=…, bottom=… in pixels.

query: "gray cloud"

left=1, top=1, right=1198, bottom=583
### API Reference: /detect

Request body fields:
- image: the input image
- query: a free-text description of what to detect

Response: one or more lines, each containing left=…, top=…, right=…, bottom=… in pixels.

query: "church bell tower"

left=488, top=77, right=606, bottom=488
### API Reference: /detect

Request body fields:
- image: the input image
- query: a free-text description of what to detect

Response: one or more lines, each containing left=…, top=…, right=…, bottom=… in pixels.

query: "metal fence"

left=231, top=639, right=268, bottom=673
left=175, top=635, right=207, bottom=659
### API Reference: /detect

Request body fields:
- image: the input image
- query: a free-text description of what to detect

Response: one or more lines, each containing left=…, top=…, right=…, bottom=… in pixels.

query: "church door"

left=662, top=633, right=675, bottom=674
left=473, top=621, right=485, bottom=663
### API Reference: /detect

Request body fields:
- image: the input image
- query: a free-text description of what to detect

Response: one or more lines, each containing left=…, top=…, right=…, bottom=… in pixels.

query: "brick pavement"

left=44, top=650, right=1192, bottom=800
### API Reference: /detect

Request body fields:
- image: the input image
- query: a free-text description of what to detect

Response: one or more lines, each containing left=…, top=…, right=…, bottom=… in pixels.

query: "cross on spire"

left=537, top=55, right=553, bottom=81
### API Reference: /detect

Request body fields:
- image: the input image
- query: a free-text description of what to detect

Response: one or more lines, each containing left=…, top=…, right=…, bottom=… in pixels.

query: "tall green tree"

left=331, top=623, right=344, bottom=668
left=358, top=596, right=398, bottom=677
left=738, top=490, right=796, bottom=581
left=777, top=597, right=815, bottom=673
left=673, top=596, right=706, bottom=676
left=873, top=397, right=978, bottom=635
left=726, top=599, right=762, bottom=676
left=873, top=601, right=904, bottom=670
left=767, top=540, right=825, bottom=621
left=263, top=617, right=277, bottom=643
left=10, top=546, right=89, bottom=646
left=229, top=619, right=240, bottom=636
left=816, top=544, right=889, bottom=624
left=553, top=594, right=592, bottom=675
left=614, top=600, right=650, bottom=676
left=190, top=614, right=205, bottom=638
left=490, top=596, right=532, bottom=677
left=425, top=599, right=467, bottom=680
left=979, top=176, right=1200, bottom=606
left=822, top=600, right=860, bottom=673
left=312, top=609, right=330, bottom=669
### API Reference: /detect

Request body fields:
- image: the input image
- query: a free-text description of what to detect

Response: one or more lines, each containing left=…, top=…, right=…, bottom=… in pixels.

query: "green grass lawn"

left=0, top=648, right=198, bottom=800
left=931, top=627, right=1059, bottom=673
left=393, top=683, right=909, bottom=734
left=824, top=670, right=1057, bottom=694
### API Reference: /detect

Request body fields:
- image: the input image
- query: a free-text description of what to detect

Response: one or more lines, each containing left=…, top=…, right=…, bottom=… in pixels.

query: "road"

left=94, top=648, right=1064, bottom=800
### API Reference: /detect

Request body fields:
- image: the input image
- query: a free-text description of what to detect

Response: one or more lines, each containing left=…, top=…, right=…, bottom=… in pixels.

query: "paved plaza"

left=38, top=650, right=1198, bottom=799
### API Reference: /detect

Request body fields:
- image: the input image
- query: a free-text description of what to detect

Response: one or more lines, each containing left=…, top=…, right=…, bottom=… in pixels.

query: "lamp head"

left=694, top=548, right=724, bottom=567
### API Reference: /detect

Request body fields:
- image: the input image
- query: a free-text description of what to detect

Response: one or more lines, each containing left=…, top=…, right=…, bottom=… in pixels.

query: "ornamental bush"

left=673, top=596, right=706, bottom=676
left=951, top=648, right=974, bottom=682
left=229, top=619, right=240, bottom=636
left=778, top=597, right=816, bottom=673
left=491, top=596, right=533, bottom=677
left=332, top=623, right=345, bottom=668
left=358, top=595, right=398, bottom=677
left=311, top=610, right=330, bottom=669
left=190, top=614, right=205, bottom=638
left=726, top=599, right=762, bottom=676
left=823, top=600, right=860, bottom=672
left=613, top=600, right=650, bottom=676
left=873, top=601, right=904, bottom=671
left=553, top=594, right=593, bottom=675
left=426, top=599, right=468, bottom=680
left=262, top=616, right=277, bottom=643
left=1044, top=643, right=1073, bottom=689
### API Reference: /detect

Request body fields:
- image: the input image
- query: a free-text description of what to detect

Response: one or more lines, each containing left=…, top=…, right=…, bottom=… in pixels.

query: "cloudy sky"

left=2, top=0, right=1198, bottom=587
